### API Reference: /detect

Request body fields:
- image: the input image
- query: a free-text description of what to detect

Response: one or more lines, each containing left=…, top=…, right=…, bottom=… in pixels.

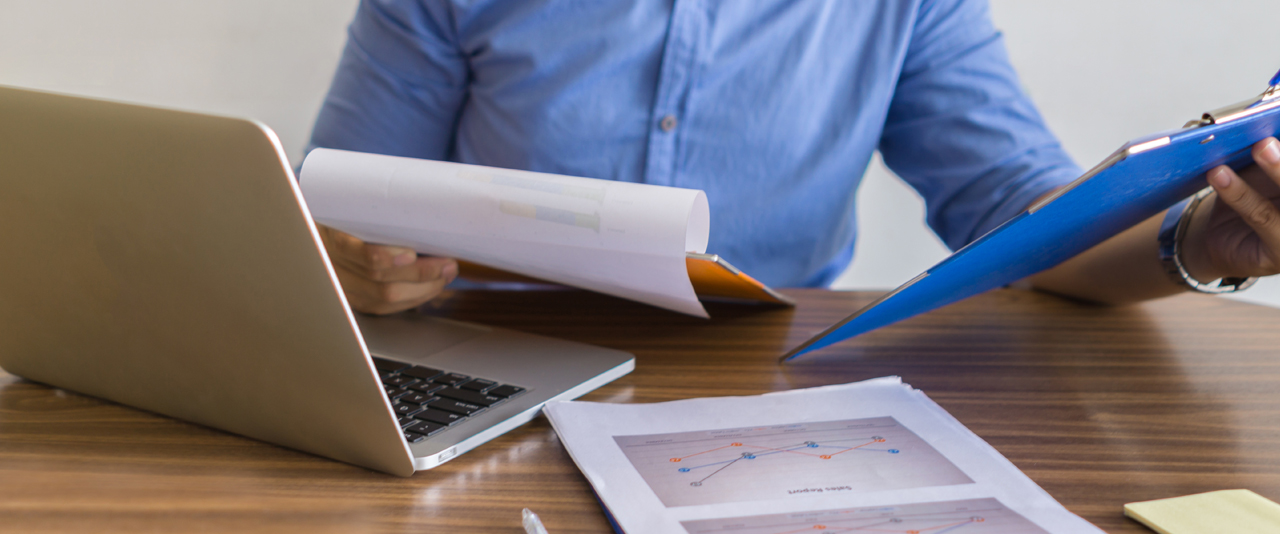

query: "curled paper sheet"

left=300, top=148, right=712, bottom=317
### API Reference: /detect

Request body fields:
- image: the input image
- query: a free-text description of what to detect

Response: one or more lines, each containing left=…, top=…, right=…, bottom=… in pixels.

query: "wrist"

left=1158, top=188, right=1257, bottom=293
left=1178, top=192, right=1224, bottom=282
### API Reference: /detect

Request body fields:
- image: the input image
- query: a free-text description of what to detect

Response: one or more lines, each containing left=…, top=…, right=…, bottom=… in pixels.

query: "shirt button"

left=659, top=114, right=678, bottom=132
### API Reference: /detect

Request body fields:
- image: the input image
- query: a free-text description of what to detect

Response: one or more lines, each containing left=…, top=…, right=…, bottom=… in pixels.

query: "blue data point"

left=888, top=449, right=900, bottom=454
left=678, top=468, right=690, bottom=472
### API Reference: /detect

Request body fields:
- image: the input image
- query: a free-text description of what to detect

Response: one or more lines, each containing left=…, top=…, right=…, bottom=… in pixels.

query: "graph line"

left=669, top=437, right=899, bottom=485
left=692, top=456, right=745, bottom=486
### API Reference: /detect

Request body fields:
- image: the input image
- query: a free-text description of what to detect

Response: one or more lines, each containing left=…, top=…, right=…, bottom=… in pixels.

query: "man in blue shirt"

left=309, top=0, right=1280, bottom=315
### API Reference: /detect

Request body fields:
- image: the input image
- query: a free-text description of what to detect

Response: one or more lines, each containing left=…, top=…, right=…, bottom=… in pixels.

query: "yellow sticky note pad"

left=1124, top=489, right=1280, bottom=534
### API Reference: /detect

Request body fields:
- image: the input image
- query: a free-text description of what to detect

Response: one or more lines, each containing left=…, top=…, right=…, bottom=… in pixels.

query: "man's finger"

left=1207, top=165, right=1280, bottom=259
left=373, top=278, right=450, bottom=311
left=359, top=256, right=458, bottom=284
left=414, top=257, right=459, bottom=284
left=319, top=226, right=417, bottom=274
left=334, top=267, right=450, bottom=315
left=1252, top=137, right=1280, bottom=191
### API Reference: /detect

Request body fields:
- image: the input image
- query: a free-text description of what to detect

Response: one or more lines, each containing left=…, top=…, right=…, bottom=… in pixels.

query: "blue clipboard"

left=783, top=70, right=1280, bottom=361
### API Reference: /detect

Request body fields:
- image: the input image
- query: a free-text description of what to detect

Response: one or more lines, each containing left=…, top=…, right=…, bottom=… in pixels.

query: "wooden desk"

left=2, top=289, right=1278, bottom=533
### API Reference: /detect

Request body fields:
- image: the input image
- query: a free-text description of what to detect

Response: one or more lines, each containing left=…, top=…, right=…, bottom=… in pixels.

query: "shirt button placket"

left=644, top=0, right=701, bottom=187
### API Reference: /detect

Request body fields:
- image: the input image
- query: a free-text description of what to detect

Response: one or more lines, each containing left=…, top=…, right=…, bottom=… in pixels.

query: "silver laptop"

left=0, top=85, right=635, bottom=476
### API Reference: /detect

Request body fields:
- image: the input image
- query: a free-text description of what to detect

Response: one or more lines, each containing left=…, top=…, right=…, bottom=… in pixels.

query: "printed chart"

left=613, top=417, right=972, bottom=507
left=680, top=498, right=1050, bottom=534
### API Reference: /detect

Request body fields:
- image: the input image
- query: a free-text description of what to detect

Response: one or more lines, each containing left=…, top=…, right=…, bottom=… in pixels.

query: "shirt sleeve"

left=877, top=0, right=1082, bottom=252
left=307, top=0, right=468, bottom=160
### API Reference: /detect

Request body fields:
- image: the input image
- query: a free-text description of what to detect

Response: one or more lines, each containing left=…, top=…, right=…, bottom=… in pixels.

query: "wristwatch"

left=1157, top=188, right=1258, bottom=293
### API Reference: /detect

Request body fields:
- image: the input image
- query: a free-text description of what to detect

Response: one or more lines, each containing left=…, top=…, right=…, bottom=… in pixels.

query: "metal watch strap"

left=1158, top=188, right=1258, bottom=293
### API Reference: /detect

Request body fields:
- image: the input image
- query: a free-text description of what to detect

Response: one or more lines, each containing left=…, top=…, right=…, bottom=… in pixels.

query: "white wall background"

left=840, top=0, right=1280, bottom=309
left=2, top=0, right=1279, bottom=308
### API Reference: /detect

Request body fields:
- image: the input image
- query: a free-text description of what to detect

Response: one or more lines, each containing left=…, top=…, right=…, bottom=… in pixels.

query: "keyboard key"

left=405, top=420, right=445, bottom=437
left=487, top=385, right=525, bottom=398
left=433, top=373, right=471, bottom=386
left=397, top=415, right=417, bottom=428
left=401, top=366, right=444, bottom=381
left=383, top=375, right=419, bottom=388
left=414, top=408, right=466, bottom=426
left=398, top=392, right=437, bottom=405
left=378, top=370, right=398, bottom=381
left=409, top=382, right=445, bottom=395
left=437, top=387, right=502, bottom=407
left=403, top=431, right=427, bottom=444
left=392, top=402, right=424, bottom=416
left=371, top=357, right=410, bottom=373
left=461, top=379, right=497, bottom=392
left=384, top=387, right=410, bottom=399
left=432, top=398, right=486, bottom=416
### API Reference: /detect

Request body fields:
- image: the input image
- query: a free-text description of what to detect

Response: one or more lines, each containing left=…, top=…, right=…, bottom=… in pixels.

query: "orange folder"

left=458, top=253, right=793, bottom=307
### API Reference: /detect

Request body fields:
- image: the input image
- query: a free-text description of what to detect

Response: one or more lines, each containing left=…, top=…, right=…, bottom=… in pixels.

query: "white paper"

left=299, top=148, right=711, bottom=317
left=544, top=377, right=1104, bottom=534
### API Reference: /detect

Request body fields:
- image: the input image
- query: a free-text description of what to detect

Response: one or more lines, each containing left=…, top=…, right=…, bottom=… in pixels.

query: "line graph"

left=613, top=417, right=971, bottom=507
left=670, top=435, right=899, bottom=486
left=680, top=498, right=1050, bottom=534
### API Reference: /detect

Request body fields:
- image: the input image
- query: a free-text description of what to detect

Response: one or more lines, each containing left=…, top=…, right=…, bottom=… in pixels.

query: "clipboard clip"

left=1185, top=68, right=1280, bottom=128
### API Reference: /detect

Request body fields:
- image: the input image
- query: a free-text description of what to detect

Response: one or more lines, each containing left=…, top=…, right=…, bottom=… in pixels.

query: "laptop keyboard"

left=371, top=356, right=527, bottom=444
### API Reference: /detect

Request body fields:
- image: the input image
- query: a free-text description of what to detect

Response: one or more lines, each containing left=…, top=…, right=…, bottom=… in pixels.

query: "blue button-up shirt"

left=309, top=0, right=1081, bottom=287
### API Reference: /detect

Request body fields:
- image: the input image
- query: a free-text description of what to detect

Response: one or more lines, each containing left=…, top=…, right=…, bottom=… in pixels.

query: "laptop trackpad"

left=354, top=313, right=489, bottom=361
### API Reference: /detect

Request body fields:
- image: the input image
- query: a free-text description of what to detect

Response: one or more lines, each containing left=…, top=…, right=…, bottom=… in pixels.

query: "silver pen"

left=522, top=508, right=549, bottom=534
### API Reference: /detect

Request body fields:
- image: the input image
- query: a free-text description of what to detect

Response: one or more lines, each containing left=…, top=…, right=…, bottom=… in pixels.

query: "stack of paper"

left=544, top=377, right=1103, bottom=534
left=300, top=148, right=742, bottom=317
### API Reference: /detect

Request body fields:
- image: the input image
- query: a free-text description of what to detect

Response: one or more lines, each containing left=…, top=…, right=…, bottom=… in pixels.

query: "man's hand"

left=317, top=225, right=458, bottom=315
left=1181, top=137, right=1280, bottom=282
left=1028, top=137, right=1280, bottom=304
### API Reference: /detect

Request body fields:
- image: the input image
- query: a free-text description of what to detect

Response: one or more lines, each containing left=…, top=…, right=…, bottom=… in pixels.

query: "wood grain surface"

left=1, top=288, right=1277, bottom=533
